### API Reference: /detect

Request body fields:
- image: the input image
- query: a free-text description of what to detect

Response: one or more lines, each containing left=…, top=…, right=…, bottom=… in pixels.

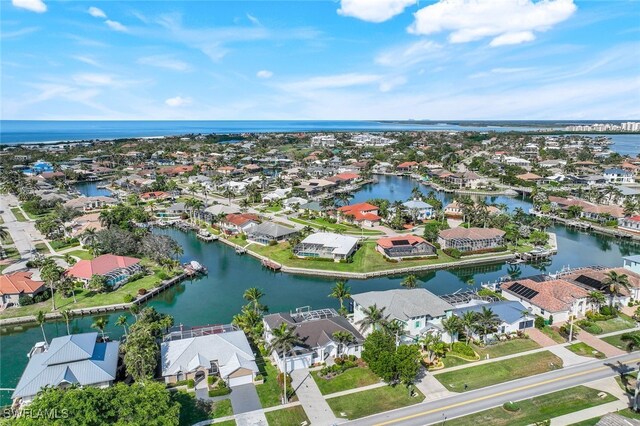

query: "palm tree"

left=36, top=310, right=48, bottom=344
left=40, top=258, right=62, bottom=311
left=332, top=331, right=355, bottom=358
left=476, top=307, right=500, bottom=343
left=384, top=320, right=406, bottom=346
left=91, top=317, right=109, bottom=341
left=60, top=309, right=73, bottom=335
left=441, top=315, right=461, bottom=343
left=603, top=271, right=631, bottom=307
left=116, top=315, right=128, bottom=337
left=356, top=304, right=389, bottom=334
left=329, top=281, right=351, bottom=314
left=129, top=303, right=141, bottom=320
left=460, top=311, right=478, bottom=345
left=620, top=333, right=640, bottom=351
left=421, top=332, right=447, bottom=363
left=587, top=291, right=606, bottom=312
left=243, top=287, right=267, bottom=314
left=267, top=323, right=300, bottom=404
left=401, top=274, right=419, bottom=289
left=0, top=225, right=8, bottom=241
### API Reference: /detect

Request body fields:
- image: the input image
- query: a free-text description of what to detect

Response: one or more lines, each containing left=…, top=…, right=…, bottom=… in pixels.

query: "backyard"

left=289, top=217, right=384, bottom=236
left=434, top=351, right=563, bottom=392
left=312, top=366, right=381, bottom=395
left=326, top=384, right=425, bottom=420
left=443, top=386, right=616, bottom=426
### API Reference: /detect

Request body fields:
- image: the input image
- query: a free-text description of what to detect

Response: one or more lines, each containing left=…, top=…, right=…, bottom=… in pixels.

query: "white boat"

left=28, top=342, right=48, bottom=358
left=189, top=260, right=205, bottom=271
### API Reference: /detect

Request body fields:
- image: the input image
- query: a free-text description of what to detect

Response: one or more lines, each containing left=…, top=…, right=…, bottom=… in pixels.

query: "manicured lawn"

left=0, top=268, right=170, bottom=319
left=566, top=342, right=605, bottom=359
left=591, top=314, right=636, bottom=335
left=327, top=384, right=425, bottom=420
left=211, top=399, right=233, bottom=418
left=444, top=385, right=616, bottom=426
left=434, top=351, right=563, bottom=392
left=215, top=421, right=236, bottom=426
left=50, top=239, right=81, bottom=251
left=312, top=366, right=381, bottom=395
left=540, top=325, right=566, bottom=343
left=34, top=242, right=50, bottom=254
left=264, top=205, right=282, bottom=213
left=67, top=249, right=94, bottom=260
left=602, top=331, right=640, bottom=352
left=472, top=338, right=541, bottom=359
left=441, top=355, right=472, bottom=368
left=10, top=208, right=27, bottom=222
left=255, top=357, right=296, bottom=408
left=289, top=217, right=384, bottom=236
left=264, top=406, right=309, bottom=426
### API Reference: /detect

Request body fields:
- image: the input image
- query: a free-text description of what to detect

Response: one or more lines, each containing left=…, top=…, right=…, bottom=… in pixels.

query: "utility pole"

left=634, top=363, right=640, bottom=412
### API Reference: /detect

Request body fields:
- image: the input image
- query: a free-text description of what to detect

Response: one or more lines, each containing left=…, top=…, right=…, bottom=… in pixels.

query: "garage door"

left=228, top=373, right=253, bottom=387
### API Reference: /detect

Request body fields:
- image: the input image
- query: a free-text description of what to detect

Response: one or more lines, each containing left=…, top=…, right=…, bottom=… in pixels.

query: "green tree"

left=621, top=333, right=640, bottom=351
left=440, top=315, right=461, bottom=343
left=332, top=330, right=356, bottom=358
left=243, top=287, right=267, bottom=315
left=401, top=274, right=419, bottom=289
left=116, top=315, right=129, bottom=337
left=362, top=330, right=395, bottom=371
left=603, top=271, right=631, bottom=307
left=60, top=309, right=73, bottom=335
left=40, top=258, right=62, bottom=311
left=394, top=344, right=421, bottom=387
left=475, top=307, right=501, bottom=343
left=89, top=274, right=109, bottom=293
left=329, top=281, right=351, bottom=315
left=356, top=304, right=389, bottom=334
left=267, top=323, right=300, bottom=404
left=36, top=310, right=48, bottom=344
left=587, top=291, right=606, bottom=312
left=91, top=317, right=109, bottom=341
left=460, top=311, right=478, bottom=345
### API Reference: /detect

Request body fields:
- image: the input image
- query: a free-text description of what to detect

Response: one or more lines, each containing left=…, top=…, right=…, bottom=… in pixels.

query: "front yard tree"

left=395, top=344, right=421, bottom=388
left=603, top=271, right=630, bottom=307
left=362, top=330, right=395, bottom=368
left=332, top=331, right=355, bottom=358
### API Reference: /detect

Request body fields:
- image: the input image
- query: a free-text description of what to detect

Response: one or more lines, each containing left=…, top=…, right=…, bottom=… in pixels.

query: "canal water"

left=73, top=181, right=113, bottom=197
left=2, top=178, right=640, bottom=404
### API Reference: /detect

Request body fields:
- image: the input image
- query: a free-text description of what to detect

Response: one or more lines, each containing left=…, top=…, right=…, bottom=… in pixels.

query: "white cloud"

left=280, top=73, right=382, bottom=92
left=88, top=6, right=106, bottom=19
left=1, top=27, right=39, bottom=39
left=246, top=13, right=261, bottom=26
left=256, top=70, right=273, bottom=79
left=73, top=73, right=114, bottom=86
left=408, top=0, right=577, bottom=46
left=379, top=76, right=407, bottom=92
left=11, top=0, right=46, bottom=13
left=165, top=96, right=191, bottom=107
left=138, top=55, right=191, bottom=72
left=72, top=55, right=101, bottom=67
left=376, top=40, right=443, bottom=68
left=338, top=0, right=416, bottom=23
left=105, top=20, right=128, bottom=32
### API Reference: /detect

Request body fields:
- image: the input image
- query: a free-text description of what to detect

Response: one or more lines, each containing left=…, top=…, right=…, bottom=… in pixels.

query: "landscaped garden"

left=578, top=312, right=636, bottom=335
left=312, top=365, right=380, bottom=395
left=434, top=351, right=563, bottom=392
left=326, top=384, right=425, bottom=420
left=443, top=385, right=616, bottom=426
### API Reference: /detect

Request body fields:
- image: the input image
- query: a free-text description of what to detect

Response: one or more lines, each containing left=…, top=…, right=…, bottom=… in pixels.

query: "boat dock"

left=197, top=231, right=219, bottom=242
left=261, top=259, right=282, bottom=271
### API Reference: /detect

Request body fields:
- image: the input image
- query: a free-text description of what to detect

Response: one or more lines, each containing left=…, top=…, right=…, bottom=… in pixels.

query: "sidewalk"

left=578, top=329, right=626, bottom=357
left=414, top=368, right=454, bottom=402
left=291, top=369, right=339, bottom=426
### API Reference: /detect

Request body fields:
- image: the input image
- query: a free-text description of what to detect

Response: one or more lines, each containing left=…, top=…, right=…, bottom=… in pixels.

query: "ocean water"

left=1, top=120, right=558, bottom=144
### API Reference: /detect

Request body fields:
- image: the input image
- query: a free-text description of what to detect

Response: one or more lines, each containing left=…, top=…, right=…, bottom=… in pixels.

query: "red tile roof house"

left=376, top=236, right=437, bottom=260
left=0, top=272, right=46, bottom=308
left=501, top=278, right=591, bottom=322
left=140, top=191, right=172, bottom=201
left=396, top=161, right=419, bottom=173
left=66, top=254, right=143, bottom=289
left=337, top=202, right=382, bottom=227
left=221, top=213, right=260, bottom=235
left=437, top=227, right=506, bottom=253
left=619, top=216, right=640, bottom=234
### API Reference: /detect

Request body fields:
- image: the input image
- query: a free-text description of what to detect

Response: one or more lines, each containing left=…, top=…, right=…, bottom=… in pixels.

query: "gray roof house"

left=263, top=308, right=364, bottom=372
left=351, top=289, right=454, bottom=341
left=13, top=332, right=119, bottom=404
left=161, top=328, right=259, bottom=388
left=452, top=300, right=534, bottom=339
left=246, top=221, right=299, bottom=245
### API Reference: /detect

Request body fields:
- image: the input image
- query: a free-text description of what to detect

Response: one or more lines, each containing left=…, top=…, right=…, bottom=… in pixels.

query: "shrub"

left=254, top=374, right=264, bottom=381
left=277, top=373, right=292, bottom=387
left=19, top=295, right=34, bottom=306
left=208, top=387, right=231, bottom=397
left=548, top=315, right=553, bottom=325
left=503, top=401, right=520, bottom=412
left=443, top=248, right=462, bottom=259
left=207, top=376, right=215, bottom=385
left=123, top=294, right=134, bottom=303
left=157, top=271, right=169, bottom=280
left=451, top=342, right=476, bottom=358
left=269, top=240, right=277, bottom=246
left=187, top=379, right=195, bottom=389
left=534, top=316, right=545, bottom=329
left=576, top=320, right=601, bottom=335
left=137, top=288, right=147, bottom=296
left=599, top=305, right=618, bottom=318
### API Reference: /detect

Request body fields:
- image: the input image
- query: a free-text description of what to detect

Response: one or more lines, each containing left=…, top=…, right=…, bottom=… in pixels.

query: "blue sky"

left=2, top=0, right=639, bottom=120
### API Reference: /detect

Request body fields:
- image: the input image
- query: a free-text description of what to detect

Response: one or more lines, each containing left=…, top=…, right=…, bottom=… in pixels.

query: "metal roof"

left=351, top=289, right=454, bottom=321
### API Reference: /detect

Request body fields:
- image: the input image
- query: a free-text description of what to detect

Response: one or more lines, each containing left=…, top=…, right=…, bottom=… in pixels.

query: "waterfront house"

left=66, top=254, right=142, bottom=288
left=376, top=235, right=437, bottom=260
left=516, top=172, right=543, bottom=183
left=204, top=204, right=240, bottom=217
left=444, top=171, right=487, bottom=189
left=337, top=202, right=382, bottom=227
left=282, top=196, right=308, bottom=210
left=604, top=168, right=634, bottom=184
left=402, top=199, right=435, bottom=221
left=293, top=232, right=359, bottom=261
left=624, top=255, right=640, bottom=276
left=298, top=178, right=337, bottom=196
left=351, top=289, right=454, bottom=342
left=263, top=308, right=364, bottom=372
left=397, top=161, right=419, bottom=173
left=501, top=278, right=590, bottom=322
left=0, top=272, right=46, bottom=308
left=246, top=221, right=299, bottom=245
left=221, top=213, right=260, bottom=234
left=560, top=266, right=640, bottom=306
left=141, top=191, right=172, bottom=201
left=451, top=300, right=534, bottom=340
left=161, top=325, right=259, bottom=387
left=443, top=201, right=463, bottom=218
left=64, top=196, right=118, bottom=212
left=66, top=213, right=104, bottom=240
left=262, top=188, right=292, bottom=202
left=618, top=215, right=640, bottom=233
left=437, top=227, right=505, bottom=252
left=12, top=332, right=119, bottom=405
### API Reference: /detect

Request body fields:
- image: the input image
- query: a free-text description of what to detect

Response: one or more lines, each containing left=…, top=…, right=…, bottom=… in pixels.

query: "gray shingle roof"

left=263, top=313, right=364, bottom=350
left=247, top=222, right=298, bottom=238
left=351, top=289, right=454, bottom=321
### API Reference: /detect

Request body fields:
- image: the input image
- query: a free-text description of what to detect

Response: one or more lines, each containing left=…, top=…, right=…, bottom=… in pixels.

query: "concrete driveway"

left=229, top=383, right=262, bottom=414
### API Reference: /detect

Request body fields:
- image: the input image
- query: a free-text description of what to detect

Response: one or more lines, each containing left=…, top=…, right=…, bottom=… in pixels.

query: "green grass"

left=264, top=406, right=309, bottom=426
left=255, top=358, right=296, bottom=408
left=264, top=205, right=282, bottom=213
left=441, top=355, right=472, bottom=368
left=443, top=385, right=616, bottom=426
left=540, top=325, right=566, bottom=343
left=289, top=217, right=384, bottom=236
left=434, top=351, right=563, bottom=392
left=472, top=339, right=541, bottom=359
left=214, top=421, right=236, bottom=426
left=1, top=231, right=14, bottom=246
left=211, top=399, right=233, bottom=418
left=0, top=268, right=170, bottom=319
left=601, top=331, right=640, bottom=352
left=569, top=418, right=601, bottom=426
left=34, top=242, right=50, bottom=254
left=566, top=342, right=605, bottom=359
left=67, top=249, right=94, bottom=260
left=10, top=208, right=27, bottom=222
left=590, top=314, right=637, bottom=335
left=327, top=385, right=425, bottom=420
left=312, top=367, right=381, bottom=395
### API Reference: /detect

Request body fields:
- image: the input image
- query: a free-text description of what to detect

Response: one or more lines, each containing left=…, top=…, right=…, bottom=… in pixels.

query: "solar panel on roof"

left=509, top=282, right=539, bottom=300
left=390, top=240, right=410, bottom=246
left=574, top=274, right=604, bottom=290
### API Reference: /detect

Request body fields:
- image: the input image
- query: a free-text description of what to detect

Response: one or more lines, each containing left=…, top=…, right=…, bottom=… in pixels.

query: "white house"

left=402, top=199, right=435, bottom=221
left=263, top=308, right=364, bottom=372
left=619, top=216, right=640, bottom=234
left=604, top=168, right=634, bottom=184
left=351, top=289, right=454, bottom=343
left=293, top=232, right=359, bottom=262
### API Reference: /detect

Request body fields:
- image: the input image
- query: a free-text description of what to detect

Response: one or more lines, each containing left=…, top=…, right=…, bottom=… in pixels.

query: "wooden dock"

left=261, top=259, right=282, bottom=271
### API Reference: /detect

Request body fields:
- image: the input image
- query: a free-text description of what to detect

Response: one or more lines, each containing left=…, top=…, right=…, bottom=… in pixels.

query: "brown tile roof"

left=0, top=272, right=45, bottom=296
left=377, top=235, right=427, bottom=249
left=439, top=227, right=505, bottom=240
left=502, top=278, right=589, bottom=312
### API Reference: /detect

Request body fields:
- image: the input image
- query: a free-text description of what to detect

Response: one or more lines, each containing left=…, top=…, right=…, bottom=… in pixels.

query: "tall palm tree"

left=621, top=333, right=640, bottom=351
left=356, top=304, right=389, bottom=334
left=401, top=274, right=419, bottom=289
left=40, top=258, right=62, bottom=311
left=60, top=309, right=73, bottom=335
left=603, top=271, right=631, bottom=307
left=267, top=323, right=300, bottom=404
left=421, top=332, right=446, bottom=363
left=587, top=291, right=606, bottom=312
left=91, top=317, right=109, bottom=341
left=243, top=287, right=266, bottom=314
left=116, top=315, right=128, bottom=337
left=130, top=303, right=141, bottom=320
left=460, top=311, right=478, bottom=345
left=36, top=310, right=48, bottom=344
left=476, top=307, right=500, bottom=343
left=441, top=315, right=461, bottom=343
left=332, top=331, right=355, bottom=358
left=0, top=225, right=8, bottom=242
left=329, top=281, right=351, bottom=314
left=384, top=320, right=406, bottom=346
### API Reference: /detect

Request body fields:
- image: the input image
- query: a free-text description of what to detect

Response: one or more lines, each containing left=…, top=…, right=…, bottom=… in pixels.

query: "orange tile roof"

left=0, top=272, right=45, bottom=296
left=337, top=202, right=378, bottom=214
left=377, top=235, right=427, bottom=249
left=66, top=254, right=141, bottom=280
left=502, top=278, right=589, bottom=312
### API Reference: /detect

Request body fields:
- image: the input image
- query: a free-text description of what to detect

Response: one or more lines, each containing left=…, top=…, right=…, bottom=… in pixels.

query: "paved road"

left=0, top=194, right=43, bottom=272
left=345, top=352, right=640, bottom=426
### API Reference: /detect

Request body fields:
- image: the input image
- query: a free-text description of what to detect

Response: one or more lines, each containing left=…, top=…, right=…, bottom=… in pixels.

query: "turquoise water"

left=73, top=181, right=113, bottom=197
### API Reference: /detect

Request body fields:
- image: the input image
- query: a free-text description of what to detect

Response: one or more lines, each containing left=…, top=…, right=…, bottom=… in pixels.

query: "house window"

left=415, top=321, right=420, bottom=328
